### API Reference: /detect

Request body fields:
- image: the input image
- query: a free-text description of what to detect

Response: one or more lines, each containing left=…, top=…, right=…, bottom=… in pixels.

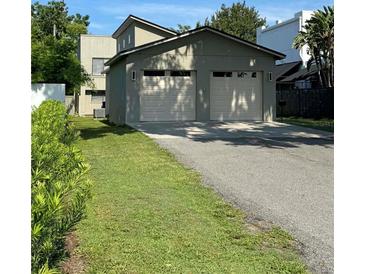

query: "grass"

left=278, top=117, right=334, bottom=132
left=70, top=117, right=308, bottom=273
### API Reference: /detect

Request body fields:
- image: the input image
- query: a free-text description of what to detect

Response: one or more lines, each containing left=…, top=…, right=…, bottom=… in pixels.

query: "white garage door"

left=210, top=71, right=262, bottom=121
left=140, top=70, right=196, bottom=121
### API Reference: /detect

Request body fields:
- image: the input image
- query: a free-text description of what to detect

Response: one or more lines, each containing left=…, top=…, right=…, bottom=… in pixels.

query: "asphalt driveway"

left=130, top=121, right=334, bottom=273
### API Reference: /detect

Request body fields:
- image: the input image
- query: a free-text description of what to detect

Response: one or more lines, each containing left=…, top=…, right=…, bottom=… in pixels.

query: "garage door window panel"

left=213, top=72, right=232, bottom=77
left=170, top=70, right=191, bottom=77
left=143, top=70, right=165, bottom=76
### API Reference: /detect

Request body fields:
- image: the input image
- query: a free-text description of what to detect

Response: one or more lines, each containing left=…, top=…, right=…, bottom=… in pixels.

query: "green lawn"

left=70, top=117, right=308, bottom=273
left=278, top=117, right=334, bottom=132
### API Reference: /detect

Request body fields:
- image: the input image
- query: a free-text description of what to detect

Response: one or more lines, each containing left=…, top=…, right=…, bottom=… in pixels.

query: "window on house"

left=85, top=90, right=106, bottom=96
left=131, top=70, right=136, bottom=80
left=92, top=58, right=109, bottom=75
left=128, top=34, right=131, bottom=44
left=123, top=39, right=125, bottom=48
left=170, top=70, right=191, bottom=77
left=143, top=70, right=165, bottom=76
left=213, top=72, right=232, bottom=77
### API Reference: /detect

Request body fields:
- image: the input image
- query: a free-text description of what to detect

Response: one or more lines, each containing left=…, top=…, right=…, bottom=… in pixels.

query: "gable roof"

left=273, top=61, right=302, bottom=80
left=279, top=65, right=318, bottom=82
left=112, top=14, right=177, bottom=39
left=106, top=26, right=286, bottom=66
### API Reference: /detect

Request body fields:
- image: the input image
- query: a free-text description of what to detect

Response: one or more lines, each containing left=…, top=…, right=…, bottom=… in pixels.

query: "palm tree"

left=293, top=6, right=334, bottom=88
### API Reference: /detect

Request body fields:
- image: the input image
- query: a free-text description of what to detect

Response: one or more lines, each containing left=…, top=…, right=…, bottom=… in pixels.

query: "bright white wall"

left=256, top=11, right=313, bottom=66
left=31, top=83, right=65, bottom=108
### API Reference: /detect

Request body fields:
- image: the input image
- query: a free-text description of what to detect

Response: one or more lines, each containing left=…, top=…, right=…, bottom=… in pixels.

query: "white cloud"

left=115, top=16, right=126, bottom=21
left=89, top=22, right=106, bottom=30
left=259, top=7, right=299, bottom=25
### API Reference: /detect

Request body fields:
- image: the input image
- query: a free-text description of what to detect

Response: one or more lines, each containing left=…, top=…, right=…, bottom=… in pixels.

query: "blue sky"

left=32, top=0, right=334, bottom=35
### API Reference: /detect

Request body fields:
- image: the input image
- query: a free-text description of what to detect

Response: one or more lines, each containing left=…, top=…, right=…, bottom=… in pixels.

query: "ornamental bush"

left=31, top=100, right=91, bottom=273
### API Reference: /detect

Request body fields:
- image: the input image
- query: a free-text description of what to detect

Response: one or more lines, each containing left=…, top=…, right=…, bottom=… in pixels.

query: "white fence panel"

left=31, top=83, right=65, bottom=108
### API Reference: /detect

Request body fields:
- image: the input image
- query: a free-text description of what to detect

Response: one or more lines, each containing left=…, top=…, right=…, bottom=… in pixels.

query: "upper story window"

left=123, top=39, right=125, bottom=48
left=128, top=34, right=131, bottom=44
left=92, top=58, right=109, bottom=75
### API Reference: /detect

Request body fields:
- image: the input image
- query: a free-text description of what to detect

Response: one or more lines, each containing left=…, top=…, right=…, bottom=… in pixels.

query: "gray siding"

left=110, top=30, right=277, bottom=124
left=108, top=60, right=126, bottom=124
left=116, top=23, right=135, bottom=52
left=134, top=21, right=173, bottom=47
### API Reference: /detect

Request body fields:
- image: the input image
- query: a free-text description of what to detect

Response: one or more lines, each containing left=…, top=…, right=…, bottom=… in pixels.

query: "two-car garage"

left=139, top=70, right=263, bottom=122
left=106, top=27, right=285, bottom=125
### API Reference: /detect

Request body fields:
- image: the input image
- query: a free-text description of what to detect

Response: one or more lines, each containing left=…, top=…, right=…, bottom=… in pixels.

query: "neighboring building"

left=256, top=10, right=313, bottom=66
left=256, top=11, right=320, bottom=89
left=105, top=15, right=285, bottom=125
left=77, top=34, right=116, bottom=116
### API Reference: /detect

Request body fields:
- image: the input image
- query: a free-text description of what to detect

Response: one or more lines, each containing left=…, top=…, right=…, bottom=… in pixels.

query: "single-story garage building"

left=105, top=15, right=285, bottom=124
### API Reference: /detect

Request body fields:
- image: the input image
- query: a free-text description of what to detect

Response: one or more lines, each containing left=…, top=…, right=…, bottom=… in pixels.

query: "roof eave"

left=112, top=15, right=177, bottom=39
left=106, top=26, right=286, bottom=66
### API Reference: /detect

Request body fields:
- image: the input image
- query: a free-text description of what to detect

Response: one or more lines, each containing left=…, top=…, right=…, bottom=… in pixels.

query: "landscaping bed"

left=278, top=117, right=334, bottom=132
left=70, top=117, right=308, bottom=273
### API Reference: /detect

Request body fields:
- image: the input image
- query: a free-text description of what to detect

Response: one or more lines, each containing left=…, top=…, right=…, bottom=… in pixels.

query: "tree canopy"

left=31, top=1, right=93, bottom=94
left=293, top=6, right=334, bottom=88
left=197, top=1, right=266, bottom=42
left=170, top=24, right=192, bottom=33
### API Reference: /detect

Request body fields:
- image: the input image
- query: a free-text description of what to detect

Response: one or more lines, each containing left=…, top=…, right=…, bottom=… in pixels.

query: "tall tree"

left=293, top=6, right=334, bottom=88
left=31, top=1, right=93, bottom=94
left=197, top=1, right=266, bottom=42
left=170, top=24, right=192, bottom=33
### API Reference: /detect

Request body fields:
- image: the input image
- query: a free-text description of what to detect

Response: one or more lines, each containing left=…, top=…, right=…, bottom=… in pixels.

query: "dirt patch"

left=59, top=232, right=86, bottom=274
left=244, top=215, right=274, bottom=233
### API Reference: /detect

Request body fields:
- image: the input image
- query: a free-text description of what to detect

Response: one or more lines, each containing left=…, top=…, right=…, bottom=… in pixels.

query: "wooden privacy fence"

left=276, top=88, right=334, bottom=118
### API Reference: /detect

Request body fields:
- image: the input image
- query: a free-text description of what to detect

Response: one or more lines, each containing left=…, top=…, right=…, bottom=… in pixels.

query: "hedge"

left=31, top=100, right=91, bottom=273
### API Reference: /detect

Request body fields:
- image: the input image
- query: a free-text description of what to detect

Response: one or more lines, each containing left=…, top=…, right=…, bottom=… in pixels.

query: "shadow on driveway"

left=129, top=121, right=334, bottom=149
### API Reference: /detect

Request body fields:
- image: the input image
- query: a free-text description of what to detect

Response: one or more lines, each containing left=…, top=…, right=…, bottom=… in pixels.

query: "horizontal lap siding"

left=210, top=72, right=262, bottom=120
left=140, top=73, right=196, bottom=121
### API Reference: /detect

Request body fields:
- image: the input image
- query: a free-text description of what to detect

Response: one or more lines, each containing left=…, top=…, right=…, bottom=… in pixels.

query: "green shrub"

left=31, top=100, right=91, bottom=273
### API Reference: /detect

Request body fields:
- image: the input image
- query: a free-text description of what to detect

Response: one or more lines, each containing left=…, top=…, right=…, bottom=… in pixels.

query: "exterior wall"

left=31, top=83, right=65, bottom=108
left=116, top=23, right=136, bottom=52
left=105, top=72, right=110, bottom=115
left=78, top=35, right=116, bottom=115
left=109, top=31, right=277, bottom=124
left=115, top=21, right=174, bottom=53
left=256, top=11, right=313, bottom=66
left=108, top=60, right=127, bottom=125
left=134, top=21, right=173, bottom=47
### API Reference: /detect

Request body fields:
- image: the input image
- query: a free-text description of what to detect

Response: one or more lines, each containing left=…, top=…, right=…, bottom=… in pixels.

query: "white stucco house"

left=256, top=10, right=313, bottom=67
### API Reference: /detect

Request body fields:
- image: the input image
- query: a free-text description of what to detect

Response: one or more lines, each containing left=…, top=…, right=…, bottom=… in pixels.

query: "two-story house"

left=104, top=15, right=285, bottom=125
left=77, top=34, right=116, bottom=116
left=256, top=11, right=319, bottom=89
left=256, top=10, right=313, bottom=66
